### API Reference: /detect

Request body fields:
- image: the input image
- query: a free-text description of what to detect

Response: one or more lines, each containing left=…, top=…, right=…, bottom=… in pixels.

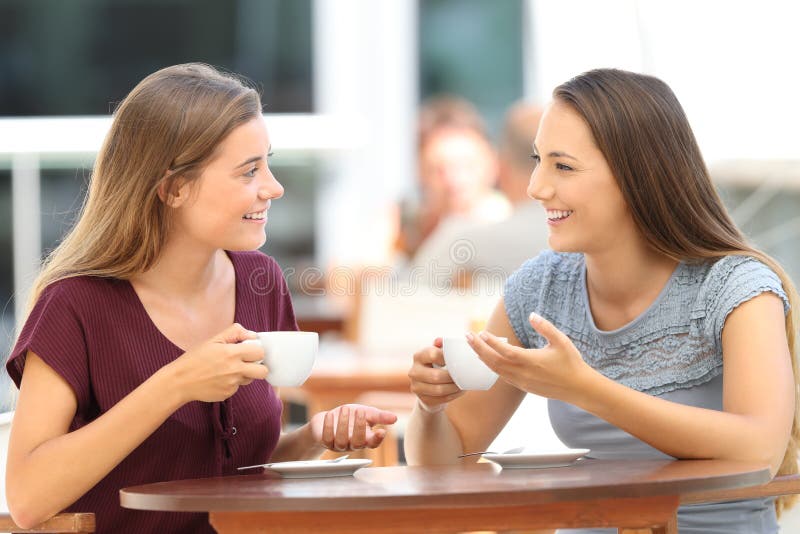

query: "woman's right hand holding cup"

left=408, top=337, right=464, bottom=413
left=167, top=323, right=268, bottom=404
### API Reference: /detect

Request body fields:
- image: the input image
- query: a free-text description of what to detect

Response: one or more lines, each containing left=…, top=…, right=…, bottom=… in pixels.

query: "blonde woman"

left=405, top=68, right=798, bottom=533
left=4, top=64, right=397, bottom=532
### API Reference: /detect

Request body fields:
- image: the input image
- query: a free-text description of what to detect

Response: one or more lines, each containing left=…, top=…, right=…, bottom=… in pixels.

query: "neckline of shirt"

left=580, top=258, right=684, bottom=337
left=123, top=250, right=243, bottom=353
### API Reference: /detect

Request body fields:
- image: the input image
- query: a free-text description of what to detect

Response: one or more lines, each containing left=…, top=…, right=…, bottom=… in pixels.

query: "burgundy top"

left=7, top=251, right=297, bottom=533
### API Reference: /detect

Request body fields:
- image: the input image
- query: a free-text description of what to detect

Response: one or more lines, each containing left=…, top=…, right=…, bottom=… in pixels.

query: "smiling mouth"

left=546, top=209, right=573, bottom=222
left=243, top=209, right=267, bottom=220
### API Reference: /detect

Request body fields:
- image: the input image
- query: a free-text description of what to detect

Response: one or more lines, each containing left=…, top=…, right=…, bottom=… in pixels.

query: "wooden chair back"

left=0, top=513, right=95, bottom=533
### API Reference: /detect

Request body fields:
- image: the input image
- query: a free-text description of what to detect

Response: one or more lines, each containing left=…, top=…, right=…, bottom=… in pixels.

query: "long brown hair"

left=554, top=68, right=799, bottom=513
left=23, top=63, right=262, bottom=315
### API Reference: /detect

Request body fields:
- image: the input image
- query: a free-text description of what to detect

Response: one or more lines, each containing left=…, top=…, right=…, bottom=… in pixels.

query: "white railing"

left=0, top=114, right=368, bottom=322
left=0, top=114, right=366, bottom=159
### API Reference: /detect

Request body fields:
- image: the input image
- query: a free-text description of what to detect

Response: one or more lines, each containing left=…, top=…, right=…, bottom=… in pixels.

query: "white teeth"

left=243, top=209, right=267, bottom=220
left=546, top=209, right=573, bottom=220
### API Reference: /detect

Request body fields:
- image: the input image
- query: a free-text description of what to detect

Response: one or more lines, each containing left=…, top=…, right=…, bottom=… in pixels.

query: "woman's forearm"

left=404, top=402, right=465, bottom=465
left=271, top=423, right=325, bottom=462
left=7, top=366, right=185, bottom=528
left=573, top=371, right=790, bottom=475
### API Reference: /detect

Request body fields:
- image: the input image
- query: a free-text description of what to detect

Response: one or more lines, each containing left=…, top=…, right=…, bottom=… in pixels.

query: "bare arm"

left=472, top=293, right=794, bottom=476
left=6, top=324, right=266, bottom=529
left=404, top=298, right=526, bottom=465
left=6, top=352, right=183, bottom=527
left=271, top=422, right=326, bottom=462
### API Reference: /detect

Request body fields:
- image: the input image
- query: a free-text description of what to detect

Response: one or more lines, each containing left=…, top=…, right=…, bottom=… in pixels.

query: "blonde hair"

left=24, top=63, right=262, bottom=315
left=555, top=68, right=799, bottom=514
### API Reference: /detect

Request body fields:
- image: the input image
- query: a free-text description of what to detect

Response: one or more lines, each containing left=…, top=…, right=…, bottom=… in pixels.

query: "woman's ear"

left=157, top=172, right=189, bottom=208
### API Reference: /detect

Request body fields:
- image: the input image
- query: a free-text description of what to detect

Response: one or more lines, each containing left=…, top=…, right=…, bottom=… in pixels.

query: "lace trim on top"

left=504, top=252, right=789, bottom=396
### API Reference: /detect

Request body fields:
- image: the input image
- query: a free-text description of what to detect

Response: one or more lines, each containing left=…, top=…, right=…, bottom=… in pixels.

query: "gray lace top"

left=504, top=251, right=789, bottom=534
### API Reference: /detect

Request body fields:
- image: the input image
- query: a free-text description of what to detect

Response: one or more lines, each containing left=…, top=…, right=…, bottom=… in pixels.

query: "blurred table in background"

left=293, top=295, right=350, bottom=337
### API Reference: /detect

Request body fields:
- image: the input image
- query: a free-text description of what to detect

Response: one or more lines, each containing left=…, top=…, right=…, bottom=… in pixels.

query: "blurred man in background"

left=396, top=95, right=510, bottom=262
left=413, top=101, right=548, bottom=281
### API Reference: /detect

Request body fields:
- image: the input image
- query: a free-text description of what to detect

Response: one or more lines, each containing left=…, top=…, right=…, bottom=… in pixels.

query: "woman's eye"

left=530, top=153, right=541, bottom=164
left=556, top=162, right=573, bottom=171
left=244, top=167, right=258, bottom=178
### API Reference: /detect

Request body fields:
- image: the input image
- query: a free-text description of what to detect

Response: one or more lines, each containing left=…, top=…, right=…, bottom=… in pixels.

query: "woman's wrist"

left=568, top=363, right=609, bottom=412
left=149, top=362, right=189, bottom=411
left=298, top=420, right=327, bottom=456
left=274, top=422, right=325, bottom=462
left=416, top=397, right=446, bottom=414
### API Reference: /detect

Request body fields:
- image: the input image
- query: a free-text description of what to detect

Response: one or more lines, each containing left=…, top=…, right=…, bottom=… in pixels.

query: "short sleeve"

left=704, top=256, right=790, bottom=351
left=6, top=281, right=91, bottom=413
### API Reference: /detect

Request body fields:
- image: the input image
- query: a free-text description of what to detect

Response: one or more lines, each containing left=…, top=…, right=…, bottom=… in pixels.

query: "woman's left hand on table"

left=310, top=404, right=398, bottom=452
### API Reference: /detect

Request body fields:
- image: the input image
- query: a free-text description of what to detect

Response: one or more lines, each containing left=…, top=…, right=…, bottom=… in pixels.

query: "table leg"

left=618, top=511, right=677, bottom=534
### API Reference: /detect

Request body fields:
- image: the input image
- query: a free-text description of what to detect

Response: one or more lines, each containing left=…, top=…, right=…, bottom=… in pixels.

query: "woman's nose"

left=527, top=168, right=553, bottom=201
left=259, top=171, right=284, bottom=200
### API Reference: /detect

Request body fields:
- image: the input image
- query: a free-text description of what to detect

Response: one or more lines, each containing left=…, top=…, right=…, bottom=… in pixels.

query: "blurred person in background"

left=411, top=101, right=549, bottom=281
left=4, top=63, right=396, bottom=533
left=405, top=68, right=799, bottom=533
left=323, top=97, right=506, bottom=341
left=395, top=95, right=510, bottom=263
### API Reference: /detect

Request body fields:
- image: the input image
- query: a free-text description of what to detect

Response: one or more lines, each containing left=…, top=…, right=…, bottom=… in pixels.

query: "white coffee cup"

left=441, top=336, right=506, bottom=391
left=242, top=331, right=318, bottom=387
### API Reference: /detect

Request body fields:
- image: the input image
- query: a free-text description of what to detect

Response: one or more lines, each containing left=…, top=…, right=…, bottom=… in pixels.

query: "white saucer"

left=265, top=458, right=372, bottom=478
left=482, top=448, right=590, bottom=469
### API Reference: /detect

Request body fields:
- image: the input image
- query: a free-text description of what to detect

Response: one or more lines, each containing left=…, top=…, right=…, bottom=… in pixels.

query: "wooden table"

left=293, top=295, right=349, bottom=337
left=120, top=459, right=770, bottom=533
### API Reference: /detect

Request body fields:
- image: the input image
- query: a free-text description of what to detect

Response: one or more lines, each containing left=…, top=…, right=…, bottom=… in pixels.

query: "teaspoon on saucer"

left=238, top=454, right=350, bottom=471
left=457, top=446, right=524, bottom=458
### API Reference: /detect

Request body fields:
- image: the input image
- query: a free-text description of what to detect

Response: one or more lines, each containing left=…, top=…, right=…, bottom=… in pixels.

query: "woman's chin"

left=227, top=236, right=267, bottom=252
left=547, top=237, right=580, bottom=254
